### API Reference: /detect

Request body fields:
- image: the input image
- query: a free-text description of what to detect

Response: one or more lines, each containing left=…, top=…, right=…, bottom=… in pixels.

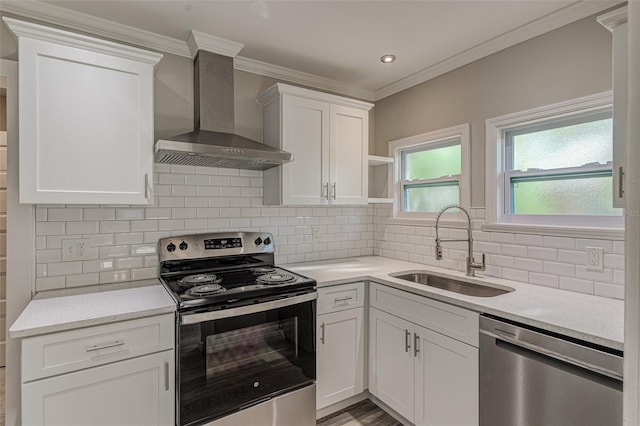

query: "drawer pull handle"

left=86, top=339, right=125, bottom=352
left=405, top=330, right=411, bottom=353
left=414, top=333, right=420, bottom=357
left=320, top=323, right=325, bottom=344
left=334, top=296, right=353, bottom=304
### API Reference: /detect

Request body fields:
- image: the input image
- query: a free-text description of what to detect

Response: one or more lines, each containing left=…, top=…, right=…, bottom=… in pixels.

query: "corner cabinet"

left=369, top=283, right=479, bottom=426
left=3, top=18, right=162, bottom=205
left=20, top=314, right=175, bottom=425
left=258, top=83, right=373, bottom=206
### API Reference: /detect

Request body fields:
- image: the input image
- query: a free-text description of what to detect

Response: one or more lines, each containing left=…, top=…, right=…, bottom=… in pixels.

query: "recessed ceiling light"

left=380, top=54, right=396, bottom=64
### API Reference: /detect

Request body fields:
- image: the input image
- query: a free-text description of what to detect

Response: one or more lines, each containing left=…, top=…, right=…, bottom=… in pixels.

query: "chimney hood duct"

left=154, top=51, right=292, bottom=170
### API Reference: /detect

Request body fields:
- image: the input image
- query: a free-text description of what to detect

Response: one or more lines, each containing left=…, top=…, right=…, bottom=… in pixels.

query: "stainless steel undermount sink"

left=389, top=271, right=514, bottom=297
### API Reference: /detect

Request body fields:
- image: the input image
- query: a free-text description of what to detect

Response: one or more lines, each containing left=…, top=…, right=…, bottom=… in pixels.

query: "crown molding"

left=256, top=82, right=374, bottom=110
left=187, top=30, right=244, bottom=58
left=235, top=56, right=375, bottom=101
left=374, top=0, right=625, bottom=101
left=597, top=5, right=627, bottom=31
left=0, top=0, right=190, bottom=57
left=2, top=17, right=162, bottom=64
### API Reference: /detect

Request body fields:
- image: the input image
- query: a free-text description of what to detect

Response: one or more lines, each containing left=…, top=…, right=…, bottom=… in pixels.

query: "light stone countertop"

left=9, top=280, right=177, bottom=338
left=286, top=256, right=624, bottom=351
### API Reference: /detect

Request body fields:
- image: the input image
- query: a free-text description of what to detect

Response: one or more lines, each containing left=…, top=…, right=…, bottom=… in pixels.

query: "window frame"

left=390, top=123, right=470, bottom=221
left=485, top=91, right=623, bottom=233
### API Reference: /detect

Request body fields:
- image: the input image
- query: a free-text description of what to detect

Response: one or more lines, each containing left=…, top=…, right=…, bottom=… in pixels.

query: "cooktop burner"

left=159, top=232, right=316, bottom=310
left=256, top=273, right=296, bottom=285
left=186, top=283, right=226, bottom=297
left=178, top=273, right=222, bottom=288
left=251, top=267, right=278, bottom=275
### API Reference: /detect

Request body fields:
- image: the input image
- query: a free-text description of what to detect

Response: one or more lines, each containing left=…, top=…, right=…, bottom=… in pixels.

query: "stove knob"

left=179, top=241, right=188, bottom=251
left=263, top=237, right=272, bottom=246
left=167, top=243, right=176, bottom=253
left=254, top=237, right=263, bottom=246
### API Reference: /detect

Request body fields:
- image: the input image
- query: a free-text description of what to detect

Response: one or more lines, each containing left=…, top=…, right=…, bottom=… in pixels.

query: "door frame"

left=1, top=58, right=35, bottom=426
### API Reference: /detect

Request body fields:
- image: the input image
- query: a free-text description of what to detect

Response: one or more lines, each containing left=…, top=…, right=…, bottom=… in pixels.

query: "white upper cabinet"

left=258, top=83, right=373, bottom=206
left=3, top=18, right=162, bottom=205
left=598, top=7, right=627, bottom=208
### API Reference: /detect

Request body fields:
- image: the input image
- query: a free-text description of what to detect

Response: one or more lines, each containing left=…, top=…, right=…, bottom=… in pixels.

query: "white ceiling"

left=4, top=1, right=621, bottom=100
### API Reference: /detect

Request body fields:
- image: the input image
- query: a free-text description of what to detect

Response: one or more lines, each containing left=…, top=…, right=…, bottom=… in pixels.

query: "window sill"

left=481, top=223, right=624, bottom=240
left=387, top=217, right=474, bottom=229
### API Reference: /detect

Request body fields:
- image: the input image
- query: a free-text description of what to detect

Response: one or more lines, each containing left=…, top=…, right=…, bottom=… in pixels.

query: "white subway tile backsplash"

left=66, top=221, right=99, bottom=235
left=34, top=172, right=623, bottom=300
left=527, top=246, right=557, bottom=261
left=48, top=208, right=83, bottom=222
left=594, top=282, right=624, bottom=299
left=84, top=208, right=116, bottom=221
left=559, top=277, right=594, bottom=294
left=529, top=272, right=559, bottom=288
left=542, top=236, right=575, bottom=250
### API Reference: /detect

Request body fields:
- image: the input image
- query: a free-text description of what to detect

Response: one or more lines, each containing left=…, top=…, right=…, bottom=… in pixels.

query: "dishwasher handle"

left=488, top=329, right=622, bottom=381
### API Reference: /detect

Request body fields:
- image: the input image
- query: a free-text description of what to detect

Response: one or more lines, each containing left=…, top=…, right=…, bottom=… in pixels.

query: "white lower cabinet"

left=22, top=350, right=174, bottom=425
left=20, top=314, right=175, bottom=425
left=369, top=283, right=479, bottom=426
left=316, top=282, right=365, bottom=410
left=368, top=307, right=415, bottom=420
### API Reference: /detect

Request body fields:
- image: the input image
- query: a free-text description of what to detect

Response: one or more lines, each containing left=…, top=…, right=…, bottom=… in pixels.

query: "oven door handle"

left=180, top=292, right=318, bottom=324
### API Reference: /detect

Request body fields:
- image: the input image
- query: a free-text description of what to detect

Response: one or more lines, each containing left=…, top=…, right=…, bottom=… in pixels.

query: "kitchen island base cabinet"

left=316, top=282, right=366, bottom=411
left=22, top=350, right=174, bottom=425
left=369, top=283, right=479, bottom=426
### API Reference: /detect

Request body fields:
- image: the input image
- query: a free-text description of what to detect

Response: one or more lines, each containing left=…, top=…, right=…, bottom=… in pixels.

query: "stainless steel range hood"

left=155, top=51, right=292, bottom=170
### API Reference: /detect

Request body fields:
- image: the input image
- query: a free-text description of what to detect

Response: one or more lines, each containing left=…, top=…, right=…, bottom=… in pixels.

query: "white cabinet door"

left=368, top=307, right=415, bottom=422
left=316, top=307, right=365, bottom=409
left=5, top=19, right=161, bottom=205
left=258, top=83, right=372, bottom=206
left=414, top=326, right=478, bottom=426
left=281, top=94, right=330, bottom=205
left=329, top=105, right=368, bottom=205
left=22, top=350, right=174, bottom=426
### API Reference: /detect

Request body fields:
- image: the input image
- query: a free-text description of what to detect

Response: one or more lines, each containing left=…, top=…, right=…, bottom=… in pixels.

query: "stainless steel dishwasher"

left=480, top=315, right=623, bottom=426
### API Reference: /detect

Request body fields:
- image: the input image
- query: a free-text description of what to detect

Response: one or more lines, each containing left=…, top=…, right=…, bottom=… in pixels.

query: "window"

left=390, top=124, right=470, bottom=219
left=486, top=92, right=623, bottom=229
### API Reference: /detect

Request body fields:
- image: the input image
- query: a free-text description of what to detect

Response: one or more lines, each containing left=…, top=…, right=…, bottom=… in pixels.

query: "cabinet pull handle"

left=323, top=183, right=329, bottom=200
left=320, top=323, right=325, bottom=344
left=619, top=166, right=624, bottom=198
left=405, top=330, right=411, bottom=352
left=414, top=333, right=420, bottom=357
left=331, top=182, right=336, bottom=200
left=144, top=173, right=150, bottom=200
left=164, top=361, right=170, bottom=391
left=334, top=296, right=353, bottom=303
left=86, top=339, right=125, bottom=352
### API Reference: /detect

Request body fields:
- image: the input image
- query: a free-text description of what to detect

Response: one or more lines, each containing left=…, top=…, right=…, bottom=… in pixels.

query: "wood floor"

left=317, top=400, right=403, bottom=426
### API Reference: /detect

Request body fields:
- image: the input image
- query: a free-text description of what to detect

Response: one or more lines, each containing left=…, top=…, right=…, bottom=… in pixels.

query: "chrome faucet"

left=434, top=204, right=485, bottom=277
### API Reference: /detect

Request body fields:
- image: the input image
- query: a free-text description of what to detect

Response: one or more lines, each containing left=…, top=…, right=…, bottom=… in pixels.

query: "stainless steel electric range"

left=158, top=232, right=317, bottom=426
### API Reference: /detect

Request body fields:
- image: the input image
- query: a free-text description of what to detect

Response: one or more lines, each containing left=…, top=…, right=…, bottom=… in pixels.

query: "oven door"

left=177, top=292, right=317, bottom=426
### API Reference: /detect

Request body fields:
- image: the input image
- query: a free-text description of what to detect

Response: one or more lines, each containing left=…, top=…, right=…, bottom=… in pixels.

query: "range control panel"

left=159, top=232, right=274, bottom=262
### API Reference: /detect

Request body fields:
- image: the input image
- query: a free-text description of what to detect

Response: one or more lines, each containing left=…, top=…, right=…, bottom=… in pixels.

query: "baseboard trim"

left=315, top=392, right=369, bottom=420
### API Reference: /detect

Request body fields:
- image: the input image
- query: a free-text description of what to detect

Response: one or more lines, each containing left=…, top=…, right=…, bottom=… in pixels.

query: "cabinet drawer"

left=22, top=314, right=174, bottom=382
left=318, top=282, right=365, bottom=314
left=370, top=283, right=478, bottom=347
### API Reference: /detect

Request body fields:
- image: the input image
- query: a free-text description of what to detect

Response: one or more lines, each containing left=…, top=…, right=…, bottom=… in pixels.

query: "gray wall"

left=373, top=15, right=613, bottom=207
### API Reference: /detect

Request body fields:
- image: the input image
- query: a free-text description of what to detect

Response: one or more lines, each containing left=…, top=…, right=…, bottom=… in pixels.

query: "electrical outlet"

left=62, top=239, right=92, bottom=261
left=312, top=226, right=321, bottom=242
left=585, top=246, right=604, bottom=271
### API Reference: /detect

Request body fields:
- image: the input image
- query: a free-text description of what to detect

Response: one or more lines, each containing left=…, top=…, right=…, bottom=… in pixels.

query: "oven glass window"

left=179, top=300, right=315, bottom=426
